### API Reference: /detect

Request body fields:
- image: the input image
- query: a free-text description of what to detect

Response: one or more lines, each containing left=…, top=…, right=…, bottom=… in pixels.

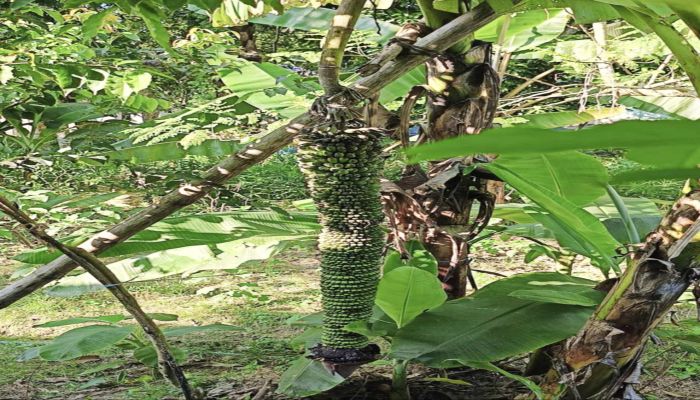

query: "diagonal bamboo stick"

left=318, top=0, right=366, bottom=95
left=0, top=197, right=195, bottom=400
left=0, top=1, right=509, bottom=309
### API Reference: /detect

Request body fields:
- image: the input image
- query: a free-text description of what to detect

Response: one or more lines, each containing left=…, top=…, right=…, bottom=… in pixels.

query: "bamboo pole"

left=0, top=197, right=196, bottom=400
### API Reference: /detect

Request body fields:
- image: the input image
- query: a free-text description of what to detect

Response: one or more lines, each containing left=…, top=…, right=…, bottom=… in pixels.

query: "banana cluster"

left=297, top=124, right=385, bottom=349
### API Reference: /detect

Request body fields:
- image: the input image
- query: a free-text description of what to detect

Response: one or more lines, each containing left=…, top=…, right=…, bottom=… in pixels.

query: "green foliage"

left=585, top=194, right=661, bottom=243
left=476, top=8, right=570, bottom=53
left=34, top=209, right=319, bottom=296
left=655, top=319, right=700, bottom=355
left=603, top=157, right=684, bottom=200
left=38, top=325, right=135, bottom=361
left=500, top=107, right=626, bottom=129
left=276, top=357, right=346, bottom=397
left=3, top=1, right=700, bottom=398
left=618, top=96, right=700, bottom=120
left=219, top=60, right=319, bottom=118
left=389, top=273, right=603, bottom=366
left=508, top=288, right=600, bottom=306
left=490, top=152, right=609, bottom=206
left=383, top=240, right=438, bottom=275
left=376, top=241, right=444, bottom=330
left=281, top=271, right=605, bottom=398
left=22, top=312, right=237, bottom=377
left=250, top=6, right=399, bottom=43
left=486, top=158, right=620, bottom=273
left=376, top=266, right=446, bottom=328
left=405, top=120, right=700, bottom=167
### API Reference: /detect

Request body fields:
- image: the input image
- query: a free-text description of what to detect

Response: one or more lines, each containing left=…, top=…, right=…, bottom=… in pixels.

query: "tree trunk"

left=381, top=38, right=501, bottom=298
left=232, top=24, right=263, bottom=62
left=539, top=189, right=700, bottom=399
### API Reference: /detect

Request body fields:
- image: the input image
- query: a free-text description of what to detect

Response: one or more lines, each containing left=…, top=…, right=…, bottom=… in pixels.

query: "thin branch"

left=0, top=197, right=195, bottom=400
left=646, top=53, right=674, bottom=87
left=318, top=0, right=366, bottom=95
left=503, top=67, right=556, bottom=99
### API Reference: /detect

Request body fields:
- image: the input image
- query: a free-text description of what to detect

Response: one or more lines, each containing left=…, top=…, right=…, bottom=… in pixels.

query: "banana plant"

left=278, top=241, right=607, bottom=399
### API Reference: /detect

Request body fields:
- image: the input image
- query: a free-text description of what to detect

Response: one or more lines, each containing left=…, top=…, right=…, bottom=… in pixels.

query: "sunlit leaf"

left=38, top=325, right=134, bottom=361
left=376, top=267, right=446, bottom=328
left=390, top=273, right=601, bottom=366
left=34, top=315, right=127, bottom=328
left=277, top=357, right=345, bottom=397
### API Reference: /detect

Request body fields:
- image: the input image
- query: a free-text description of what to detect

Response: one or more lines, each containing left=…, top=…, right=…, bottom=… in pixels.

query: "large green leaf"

left=41, top=103, right=100, bottom=129
left=567, top=0, right=620, bottom=23
left=16, top=210, right=319, bottom=264
left=665, top=0, right=700, bottom=40
left=475, top=9, right=570, bottom=53
left=383, top=240, right=438, bottom=275
left=104, top=139, right=243, bottom=164
left=45, top=233, right=313, bottom=296
left=220, top=61, right=318, bottom=118
left=82, top=8, right=114, bottom=39
left=618, top=96, right=700, bottom=120
left=378, top=66, right=426, bottom=104
left=38, top=325, right=134, bottom=361
left=508, top=289, right=601, bottom=306
left=250, top=7, right=399, bottom=43
left=405, top=120, right=700, bottom=169
left=485, top=161, right=620, bottom=273
left=503, top=107, right=626, bottom=129
left=389, top=273, right=601, bottom=366
left=276, top=357, right=346, bottom=398
left=134, top=2, right=174, bottom=54
left=346, top=306, right=399, bottom=338
left=376, top=267, right=447, bottom=328
left=34, top=315, right=127, bottom=328
left=485, top=0, right=515, bottom=13
left=585, top=195, right=662, bottom=243
left=489, top=152, right=608, bottom=206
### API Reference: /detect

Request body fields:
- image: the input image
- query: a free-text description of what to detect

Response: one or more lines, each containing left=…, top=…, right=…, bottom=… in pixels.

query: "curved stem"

left=416, top=0, right=455, bottom=29
left=0, top=197, right=195, bottom=400
left=390, top=359, right=411, bottom=400
left=416, top=0, right=473, bottom=54
left=606, top=184, right=641, bottom=244
left=319, top=0, right=366, bottom=95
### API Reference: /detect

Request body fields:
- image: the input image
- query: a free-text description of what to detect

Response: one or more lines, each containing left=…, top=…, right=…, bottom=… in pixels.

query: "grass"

left=1, top=234, right=698, bottom=399
left=0, top=246, right=319, bottom=399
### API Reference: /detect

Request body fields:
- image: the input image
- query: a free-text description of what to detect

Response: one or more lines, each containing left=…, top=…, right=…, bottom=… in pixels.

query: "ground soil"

left=0, top=238, right=698, bottom=400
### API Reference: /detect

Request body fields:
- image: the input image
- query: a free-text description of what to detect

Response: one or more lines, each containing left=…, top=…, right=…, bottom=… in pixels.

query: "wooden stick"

left=0, top=197, right=195, bottom=400
left=318, top=0, right=366, bottom=95
left=503, top=67, right=556, bottom=99
left=0, top=0, right=510, bottom=309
